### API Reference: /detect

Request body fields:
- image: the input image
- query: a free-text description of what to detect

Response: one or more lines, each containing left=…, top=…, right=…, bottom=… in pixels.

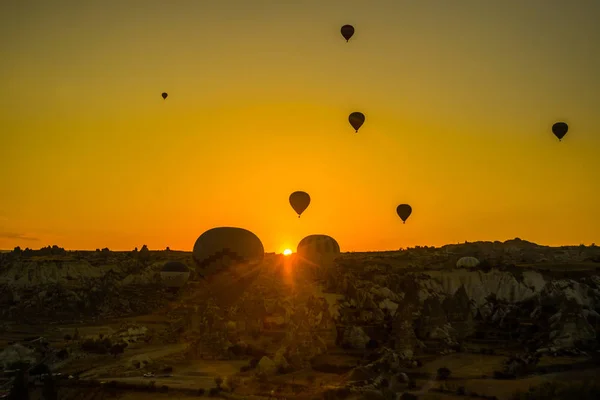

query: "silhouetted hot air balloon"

left=289, top=191, right=311, bottom=218
left=341, top=25, right=354, bottom=42
left=161, top=92, right=168, bottom=100
left=349, top=112, right=365, bottom=133
left=192, top=227, right=264, bottom=273
left=192, top=227, right=264, bottom=307
left=396, top=204, right=412, bottom=224
left=552, top=122, right=568, bottom=141
left=297, top=234, right=341, bottom=268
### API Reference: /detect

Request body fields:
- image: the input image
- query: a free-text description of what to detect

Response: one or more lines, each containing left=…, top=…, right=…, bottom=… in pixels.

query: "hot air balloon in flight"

left=349, top=112, right=365, bottom=133
left=341, top=25, right=355, bottom=42
left=161, top=92, right=168, bottom=100
left=552, top=122, right=568, bottom=141
left=396, top=204, right=412, bottom=224
left=289, top=191, right=311, bottom=218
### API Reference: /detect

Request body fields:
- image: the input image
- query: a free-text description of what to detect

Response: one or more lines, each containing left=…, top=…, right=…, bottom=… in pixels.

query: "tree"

left=13, top=246, right=22, bottom=255
left=110, top=343, right=127, bottom=358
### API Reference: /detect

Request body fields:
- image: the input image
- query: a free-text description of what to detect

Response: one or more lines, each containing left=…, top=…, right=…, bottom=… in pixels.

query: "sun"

left=283, top=249, right=292, bottom=256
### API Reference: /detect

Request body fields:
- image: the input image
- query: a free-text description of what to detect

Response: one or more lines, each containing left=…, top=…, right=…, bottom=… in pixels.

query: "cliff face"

left=0, top=255, right=170, bottom=321
left=0, top=260, right=105, bottom=287
left=328, top=264, right=600, bottom=355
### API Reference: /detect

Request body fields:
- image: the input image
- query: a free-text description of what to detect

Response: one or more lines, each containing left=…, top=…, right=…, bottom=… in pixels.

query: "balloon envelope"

left=161, top=92, right=168, bottom=100
left=341, top=25, right=355, bottom=42
left=349, top=112, right=365, bottom=132
left=456, top=256, right=480, bottom=268
left=289, top=191, right=311, bottom=217
left=396, top=204, right=412, bottom=224
left=297, top=234, right=341, bottom=267
left=192, top=227, right=264, bottom=273
left=552, top=122, right=568, bottom=141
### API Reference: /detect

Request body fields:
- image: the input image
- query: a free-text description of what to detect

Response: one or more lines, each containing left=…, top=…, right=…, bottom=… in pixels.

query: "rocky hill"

left=0, top=240, right=599, bottom=356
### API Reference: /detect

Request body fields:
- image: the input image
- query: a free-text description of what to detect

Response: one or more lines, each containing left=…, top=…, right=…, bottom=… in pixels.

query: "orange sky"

left=1, top=0, right=599, bottom=253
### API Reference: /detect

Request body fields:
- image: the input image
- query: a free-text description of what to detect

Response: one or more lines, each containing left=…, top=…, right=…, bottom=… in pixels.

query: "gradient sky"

left=1, top=0, right=600, bottom=253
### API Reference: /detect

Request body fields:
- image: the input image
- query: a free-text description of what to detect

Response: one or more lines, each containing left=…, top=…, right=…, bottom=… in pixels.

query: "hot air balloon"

left=341, top=25, right=355, bottom=42
left=161, top=92, right=168, bottom=100
left=297, top=234, right=341, bottom=273
left=552, top=122, right=568, bottom=141
left=192, top=227, right=265, bottom=273
left=456, top=256, right=480, bottom=268
left=160, top=261, right=190, bottom=289
left=396, top=204, right=412, bottom=224
left=192, top=227, right=265, bottom=307
left=297, top=234, right=340, bottom=262
left=289, top=191, right=311, bottom=218
left=349, top=112, right=365, bottom=132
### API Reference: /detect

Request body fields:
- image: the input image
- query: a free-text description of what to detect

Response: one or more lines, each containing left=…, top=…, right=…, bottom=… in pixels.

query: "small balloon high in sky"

left=348, top=112, right=365, bottom=133
left=289, top=191, right=311, bottom=218
left=341, top=25, right=355, bottom=42
left=552, top=122, right=569, bottom=141
left=397, top=204, right=412, bottom=224
left=161, top=92, right=168, bottom=100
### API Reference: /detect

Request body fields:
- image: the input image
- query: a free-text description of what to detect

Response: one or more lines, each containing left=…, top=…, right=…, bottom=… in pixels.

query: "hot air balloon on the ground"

left=297, top=234, right=341, bottom=273
left=161, top=92, right=168, bottom=100
left=349, top=112, right=365, bottom=132
left=552, top=122, right=568, bottom=141
left=456, top=256, right=480, bottom=268
left=192, top=227, right=265, bottom=308
left=289, top=191, right=311, bottom=218
left=192, top=227, right=264, bottom=274
left=341, top=25, right=355, bottom=42
left=396, top=204, right=412, bottom=224
left=297, top=235, right=340, bottom=261
left=160, top=261, right=190, bottom=289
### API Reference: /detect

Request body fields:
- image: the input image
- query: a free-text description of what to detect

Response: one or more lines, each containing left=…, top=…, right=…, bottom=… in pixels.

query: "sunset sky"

left=1, top=0, right=599, bottom=253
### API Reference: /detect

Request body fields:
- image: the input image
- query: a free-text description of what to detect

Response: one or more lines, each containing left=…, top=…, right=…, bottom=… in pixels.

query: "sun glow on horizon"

left=283, top=249, right=292, bottom=256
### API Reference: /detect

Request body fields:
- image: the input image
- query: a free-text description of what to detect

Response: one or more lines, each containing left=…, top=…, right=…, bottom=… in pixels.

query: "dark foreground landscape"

left=1, top=238, right=600, bottom=400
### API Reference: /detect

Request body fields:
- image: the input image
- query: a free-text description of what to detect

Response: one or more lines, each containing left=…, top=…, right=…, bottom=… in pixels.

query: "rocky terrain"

left=1, top=239, right=600, bottom=399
